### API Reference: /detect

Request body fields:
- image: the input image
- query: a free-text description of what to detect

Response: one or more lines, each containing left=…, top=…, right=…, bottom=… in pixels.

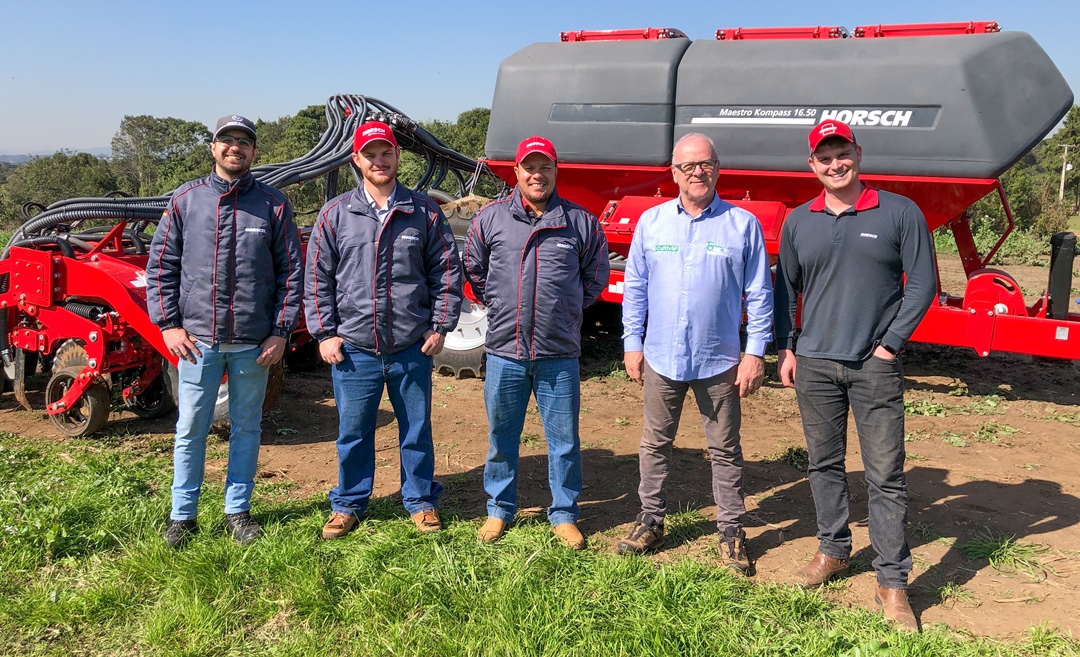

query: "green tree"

left=1046, top=104, right=1080, bottom=210
left=110, top=115, right=211, bottom=196
left=398, top=107, right=495, bottom=197
left=255, top=105, right=339, bottom=218
left=0, top=151, right=118, bottom=230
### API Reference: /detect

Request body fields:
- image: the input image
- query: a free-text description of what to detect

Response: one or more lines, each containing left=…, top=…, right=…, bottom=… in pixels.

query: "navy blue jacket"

left=146, top=171, right=303, bottom=344
left=464, top=188, right=609, bottom=360
left=304, top=182, right=463, bottom=354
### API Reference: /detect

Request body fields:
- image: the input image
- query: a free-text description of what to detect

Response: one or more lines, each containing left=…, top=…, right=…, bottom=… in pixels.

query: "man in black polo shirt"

left=774, top=120, right=935, bottom=632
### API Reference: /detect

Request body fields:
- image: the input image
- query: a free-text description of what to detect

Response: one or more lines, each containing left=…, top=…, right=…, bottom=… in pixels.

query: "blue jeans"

left=330, top=340, right=441, bottom=516
left=794, top=354, right=912, bottom=589
left=483, top=354, right=582, bottom=526
left=172, top=343, right=269, bottom=520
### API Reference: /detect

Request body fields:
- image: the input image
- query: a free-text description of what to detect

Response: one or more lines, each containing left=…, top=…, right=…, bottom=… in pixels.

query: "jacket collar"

left=509, top=186, right=567, bottom=228
left=347, top=180, right=415, bottom=218
left=210, top=169, right=256, bottom=195
left=809, top=183, right=879, bottom=213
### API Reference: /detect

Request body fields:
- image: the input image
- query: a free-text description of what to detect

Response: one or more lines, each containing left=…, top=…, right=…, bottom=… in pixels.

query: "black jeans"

left=794, top=354, right=911, bottom=589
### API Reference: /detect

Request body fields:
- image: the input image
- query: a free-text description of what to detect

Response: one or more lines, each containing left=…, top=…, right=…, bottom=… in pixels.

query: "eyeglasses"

left=672, top=159, right=718, bottom=175
left=215, top=135, right=255, bottom=148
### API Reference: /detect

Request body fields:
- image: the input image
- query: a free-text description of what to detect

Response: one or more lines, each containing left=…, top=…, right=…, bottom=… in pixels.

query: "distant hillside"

left=0, top=148, right=111, bottom=164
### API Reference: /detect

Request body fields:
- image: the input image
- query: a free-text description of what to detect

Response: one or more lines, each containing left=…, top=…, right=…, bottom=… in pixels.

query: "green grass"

left=960, top=529, right=1055, bottom=582
left=2, top=433, right=1078, bottom=656
left=762, top=446, right=810, bottom=472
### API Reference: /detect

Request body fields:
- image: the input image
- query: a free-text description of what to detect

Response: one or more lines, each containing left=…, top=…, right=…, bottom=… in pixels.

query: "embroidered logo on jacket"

left=244, top=227, right=266, bottom=234
left=556, top=242, right=573, bottom=250
left=399, top=234, right=420, bottom=242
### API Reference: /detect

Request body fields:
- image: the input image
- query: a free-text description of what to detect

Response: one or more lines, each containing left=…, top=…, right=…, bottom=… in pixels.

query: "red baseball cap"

left=808, top=120, right=856, bottom=154
left=515, top=136, right=558, bottom=164
left=353, top=121, right=398, bottom=153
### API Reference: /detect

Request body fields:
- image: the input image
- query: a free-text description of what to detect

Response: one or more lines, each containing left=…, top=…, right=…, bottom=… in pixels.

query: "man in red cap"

left=305, top=121, right=463, bottom=539
left=773, top=120, right=936, bottom=631
left=464, top=136, right=609, bottom=548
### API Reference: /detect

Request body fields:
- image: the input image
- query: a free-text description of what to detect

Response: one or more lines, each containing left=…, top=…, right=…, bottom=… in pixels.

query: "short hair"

left=672, top=133, right=718, bottom=161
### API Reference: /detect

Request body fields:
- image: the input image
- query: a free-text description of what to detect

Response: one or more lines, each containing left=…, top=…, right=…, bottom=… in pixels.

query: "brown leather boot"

left=790, top=552, right=849, bottom=587
left=411, top=509, right=442, bottom=534
left=875, top=585, right=920, bottom=633
left=478, top=517, right=509, bottom=544
left=553, top=523, right=587, bottom=550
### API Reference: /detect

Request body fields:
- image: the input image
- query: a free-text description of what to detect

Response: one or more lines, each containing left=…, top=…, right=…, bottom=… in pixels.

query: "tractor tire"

left=122, top=367, right=176, bottom=419
left=284, top=339, right=321, bottom=372
left=1, top=357, right=12, bottom=393
left=434, top=345, right=486, bottom=379
left=432, top=229, right=489, bottom=379
left=163, top=358, right=285, bottom=433
left=45, top=366, right=111, bottom=438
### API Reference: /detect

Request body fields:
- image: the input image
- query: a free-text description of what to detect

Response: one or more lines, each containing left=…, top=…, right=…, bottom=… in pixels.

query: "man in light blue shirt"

left=616, top=133, right=773, bottom=573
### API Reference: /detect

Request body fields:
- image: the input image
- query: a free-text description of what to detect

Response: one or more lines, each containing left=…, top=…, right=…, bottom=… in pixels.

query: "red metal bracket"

left=560, top=28, right=688, bottom=42
left=852, top=22, right=1000, bottom=38
left=716, top=26, right=847, bottom=41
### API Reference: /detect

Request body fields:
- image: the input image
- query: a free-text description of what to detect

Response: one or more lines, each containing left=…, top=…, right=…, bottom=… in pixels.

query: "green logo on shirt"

left=706, top=241, right=729, bottom=255
left=655, top=244, right=679, bottom=252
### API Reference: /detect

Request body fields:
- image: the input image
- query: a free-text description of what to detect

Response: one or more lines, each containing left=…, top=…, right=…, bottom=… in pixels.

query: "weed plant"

left=960, top=529, right=1054, bottom=582
left=1, top=433, right=1077, bottom=656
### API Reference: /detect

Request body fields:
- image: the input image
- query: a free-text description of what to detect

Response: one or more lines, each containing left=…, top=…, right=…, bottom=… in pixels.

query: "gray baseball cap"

left=213, top=114, right=257, bottom=142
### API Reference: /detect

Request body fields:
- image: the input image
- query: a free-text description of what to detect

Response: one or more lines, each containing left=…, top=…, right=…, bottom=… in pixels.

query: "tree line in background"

left=0, top=105, right=492, bottom=231
left=1, top=104, right=1078, bottom=240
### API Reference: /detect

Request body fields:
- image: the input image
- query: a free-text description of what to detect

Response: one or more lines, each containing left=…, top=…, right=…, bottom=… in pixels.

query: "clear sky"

left=1, top=0, right=1076, bottom=153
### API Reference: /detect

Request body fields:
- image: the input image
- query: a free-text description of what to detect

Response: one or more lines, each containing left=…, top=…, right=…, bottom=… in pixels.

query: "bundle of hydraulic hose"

left=2, top=93, right=503, bottom=259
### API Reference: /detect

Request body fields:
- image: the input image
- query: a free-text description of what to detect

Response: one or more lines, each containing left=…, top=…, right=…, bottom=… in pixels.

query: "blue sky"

left=1, top=0, right=1076, bottom=153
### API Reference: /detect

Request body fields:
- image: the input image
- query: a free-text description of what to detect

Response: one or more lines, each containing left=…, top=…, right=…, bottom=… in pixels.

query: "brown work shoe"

left=478, top=517, right=509, bottom=544
left=718, top=526, right=751, bottom=575
left=790, top=552, right=849, bottom=587
left=875, top=585, right=920, bottom=633
left=411, top=509, right=442, bottom=533
left=553, top=523, right=586, bottom=550
left=616, top=513, right=665, bottom=555
left=321, top=512, right=359, bottom=540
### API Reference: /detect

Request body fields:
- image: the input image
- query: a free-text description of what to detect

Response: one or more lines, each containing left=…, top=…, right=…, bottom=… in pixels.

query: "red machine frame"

left=482, top=23, right=1079, bottom=362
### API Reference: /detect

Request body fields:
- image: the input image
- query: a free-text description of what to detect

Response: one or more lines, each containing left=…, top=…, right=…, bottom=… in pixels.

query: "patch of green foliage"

left=763, top=446, right=810, bottom=472
left=1, top=433, right=1077, bottom=656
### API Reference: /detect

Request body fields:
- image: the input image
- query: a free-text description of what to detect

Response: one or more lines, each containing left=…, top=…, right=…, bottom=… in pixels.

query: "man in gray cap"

left=147, top=114, right=304, bottom=549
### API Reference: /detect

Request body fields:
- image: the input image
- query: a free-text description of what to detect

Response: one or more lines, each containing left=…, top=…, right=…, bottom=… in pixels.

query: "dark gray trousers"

left=794, top=354, right=912, bottom=589
left=638, top=360, right=745, bottom=531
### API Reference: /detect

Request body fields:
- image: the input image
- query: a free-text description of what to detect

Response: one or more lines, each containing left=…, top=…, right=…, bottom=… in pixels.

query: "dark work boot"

left=718, top=526, right=751, bottom=575
left=616, top=513, right=665, bottom=555
left=165, top=519, right=198, bottom=549
left=225, top=511, right=263, bottom=546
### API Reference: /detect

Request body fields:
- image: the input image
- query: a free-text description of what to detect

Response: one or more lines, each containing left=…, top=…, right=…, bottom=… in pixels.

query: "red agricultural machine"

left=0, top=95, right=499, bottom=436
left=2, top=22, right=1078, bottom=438
left=439, top=20, right=1079, bottom=375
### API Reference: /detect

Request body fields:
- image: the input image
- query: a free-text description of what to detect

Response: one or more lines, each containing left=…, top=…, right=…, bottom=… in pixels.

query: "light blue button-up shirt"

left=622, top=193, right=773, bottom=381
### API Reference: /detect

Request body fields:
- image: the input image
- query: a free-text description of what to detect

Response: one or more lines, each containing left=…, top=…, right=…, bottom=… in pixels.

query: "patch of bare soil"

left=3, top=304, right=1079, bottom=640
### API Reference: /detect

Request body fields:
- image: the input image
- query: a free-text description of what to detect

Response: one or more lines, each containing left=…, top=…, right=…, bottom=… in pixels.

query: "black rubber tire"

left=1, top=357, right=12, bottom=393
left=122, top=368, right=176, bottom=419
left=45, top=366, right=111, bottom=437
left=433, top=346, right=486, bottom=379
left=284, top=339, right=321, bottom=372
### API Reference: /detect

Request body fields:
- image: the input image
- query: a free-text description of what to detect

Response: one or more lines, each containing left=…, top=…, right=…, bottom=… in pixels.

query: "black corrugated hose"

left=2, top=94, right=504, bottom=259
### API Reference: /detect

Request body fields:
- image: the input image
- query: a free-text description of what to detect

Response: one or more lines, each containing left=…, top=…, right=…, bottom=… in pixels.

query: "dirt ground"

left=2, top=254, right=1079, bottom=641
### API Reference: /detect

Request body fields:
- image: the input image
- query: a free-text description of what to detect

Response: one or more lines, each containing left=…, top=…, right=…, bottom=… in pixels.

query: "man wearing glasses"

left=148, top=115, right=304, bottom=549
left=617, top=133, right=773, bottom=573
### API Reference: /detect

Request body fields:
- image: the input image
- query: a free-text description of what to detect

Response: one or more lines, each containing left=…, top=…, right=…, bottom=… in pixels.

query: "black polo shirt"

left=773, top=185, right=936, bottom=361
